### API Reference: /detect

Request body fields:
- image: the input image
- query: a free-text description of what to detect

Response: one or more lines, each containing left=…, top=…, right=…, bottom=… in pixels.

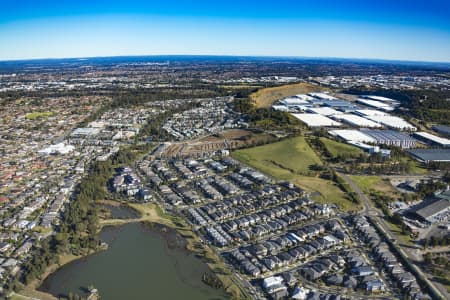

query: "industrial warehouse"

left=432, top=125, right=450, bottom=137
left=272, top=92, right=416, bottom=132
left=361, top=129, right=417, bottom=149
left=407, top=149, right=450, bottom=163
left=332, top=114, right=382, bottom=128
left=329, top=129, right=416, bottom=148
left=273, top=93, right=450, bottom=163
left=291, top=113, right=342, bottom=127
left=407, top=191, right=450, bottom=224
left=413, top=132, right=450, bottom=148
left=329, top=129, right=376, bottom=143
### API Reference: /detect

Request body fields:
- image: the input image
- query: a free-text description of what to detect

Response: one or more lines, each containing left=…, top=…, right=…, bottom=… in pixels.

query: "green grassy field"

left=384, top=218, right=415, bottom=248
left=401, top=157, right=428, bottom=175
left=232, top=136, right=322, bottom=177
left=25, top=111, right=55, bottom=120
left=349, top=175, right=399, bottom=198
left=232, top=136, right=357, bottom=211
left=319, top=137, right=363, bottom=158
left=292, top=176, right=357, bottom=211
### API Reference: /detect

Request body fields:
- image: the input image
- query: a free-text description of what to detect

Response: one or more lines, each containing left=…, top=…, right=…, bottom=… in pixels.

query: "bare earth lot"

left=250, top=82, right=329, bottom=108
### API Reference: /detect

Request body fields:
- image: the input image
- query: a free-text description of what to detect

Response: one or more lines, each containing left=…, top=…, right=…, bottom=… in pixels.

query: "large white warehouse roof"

left=353, top=109, right=389, bottom=117
left=307, top=107, right=343, bottom=116
left=71, top=127, right=100, bottom=136
left=332, top=114, right=382, bottom=128
left=279, top=97, right=310, bottom=106
left=363, top=95, right=398, bottom=103
left=308, top=92, right=337, bottom=100
left=295, top=94, right=315, bottom=101
left=356, top=99, right=395, bottom=111
left=329, top=129, right=376, bottom=143
left=413, top=132, right=450, bottom=147
left=291, top=113, right=342, bottom=127
left=365, top=115, right=416, bottom=131
left=38, top=143, right=75, bottom=155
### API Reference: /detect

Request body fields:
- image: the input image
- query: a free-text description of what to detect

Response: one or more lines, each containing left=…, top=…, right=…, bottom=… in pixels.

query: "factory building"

left=364, top=115, right=416, bottom=131
left=320, top=100, right=360, bottom=111
left=71, top=127, right=100, bottom=137
left=361, top=95, right=400, bottom=106
left=332, top=114, right=382, bottom=128
left=356, top=98, right=395, bottom=112
left=353, top=109, right=389, bottom=117
left=407, top=149, right=450, bottom=163
left=308, top=92, right=337, bottom=100
left=361, top=129, right=417, bottom=149
left=413, top=132, right=450, bottom=148
left=291, top=113, right=342, bottom=127
left=329, top=129, right=376, bottom=143
left=306, top=107, right=343, bottom=116
left=432, top=125, right=450, bottom=137
left=407, top=194, right=450, bottom=224
left=279, top=97, right=310, bottom=106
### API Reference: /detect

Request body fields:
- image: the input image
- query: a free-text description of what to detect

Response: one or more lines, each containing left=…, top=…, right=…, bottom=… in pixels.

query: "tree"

left=423, top=238, right=429, bottom=249
left=443, top=172, right=450, bottom=184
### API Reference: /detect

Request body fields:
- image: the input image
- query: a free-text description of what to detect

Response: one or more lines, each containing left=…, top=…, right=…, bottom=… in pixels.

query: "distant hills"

left=0, top=55, right=449, bottom=71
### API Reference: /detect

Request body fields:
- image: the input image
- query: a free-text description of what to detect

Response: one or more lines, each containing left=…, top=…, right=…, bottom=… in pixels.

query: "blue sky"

left=0, top=0, right=449, bottom=62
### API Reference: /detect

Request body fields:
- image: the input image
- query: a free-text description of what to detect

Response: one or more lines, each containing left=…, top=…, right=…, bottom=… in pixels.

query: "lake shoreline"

left=38, top=221, right=228, bottom=300
left=16, top=201, right=144, bottom=300
left=18, top=201, right=244, bottom=299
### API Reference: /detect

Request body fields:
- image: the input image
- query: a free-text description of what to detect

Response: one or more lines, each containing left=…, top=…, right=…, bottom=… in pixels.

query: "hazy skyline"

left=1, top=0, right=450, bottom=62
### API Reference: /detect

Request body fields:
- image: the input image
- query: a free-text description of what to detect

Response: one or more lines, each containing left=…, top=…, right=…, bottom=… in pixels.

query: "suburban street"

left=338, top=172, right=449, bottom=300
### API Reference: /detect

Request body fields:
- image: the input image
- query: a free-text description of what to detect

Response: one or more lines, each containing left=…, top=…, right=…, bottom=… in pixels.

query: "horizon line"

left=1, top=54, right=450, bottom=66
